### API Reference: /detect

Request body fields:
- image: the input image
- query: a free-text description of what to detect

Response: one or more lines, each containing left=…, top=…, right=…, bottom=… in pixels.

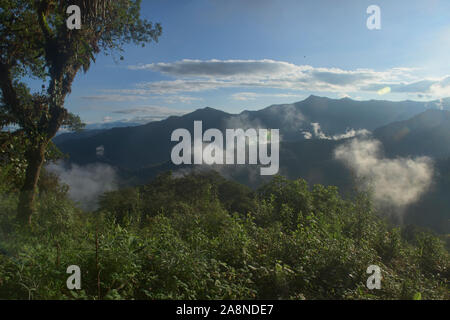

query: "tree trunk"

left=16, top=141, right=47, bottom=226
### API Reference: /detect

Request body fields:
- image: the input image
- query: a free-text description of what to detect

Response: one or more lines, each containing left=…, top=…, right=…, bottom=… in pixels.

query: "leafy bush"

left=0, top=169, right=448, bottom=300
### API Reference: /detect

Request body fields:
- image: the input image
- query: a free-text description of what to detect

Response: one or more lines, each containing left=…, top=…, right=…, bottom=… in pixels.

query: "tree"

left=0, top=0, right=162, bottom=225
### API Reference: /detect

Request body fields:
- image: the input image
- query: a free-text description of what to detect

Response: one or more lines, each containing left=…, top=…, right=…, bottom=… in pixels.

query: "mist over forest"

left=0, top=0, right=448, bottom=302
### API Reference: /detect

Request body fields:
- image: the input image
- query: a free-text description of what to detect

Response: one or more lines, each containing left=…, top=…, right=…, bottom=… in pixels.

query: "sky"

left=50, top=0, right=450, bottom=125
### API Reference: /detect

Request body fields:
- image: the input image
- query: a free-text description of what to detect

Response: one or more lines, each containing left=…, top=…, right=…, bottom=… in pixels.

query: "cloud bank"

left=334, top=139, right=433, bottom=212
left=112, top=105, right=189, bottom=117
left=231, top=92, right=305, bottom=101
left=124, top=59, right=450, bottom=99
left=130, top=59, right=298, bottom=78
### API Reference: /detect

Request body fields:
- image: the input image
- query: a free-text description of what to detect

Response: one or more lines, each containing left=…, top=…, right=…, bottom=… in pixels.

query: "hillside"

left=375, top=109, right=450, bottom=158
left=0, top=171, right=448, bottom=299
left=51, top=97, right=450, bottom=235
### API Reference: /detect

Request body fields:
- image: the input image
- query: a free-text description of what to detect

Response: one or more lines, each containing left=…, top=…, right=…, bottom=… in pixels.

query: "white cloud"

left=334, top=138, right=433, bottom=211
left=136, top=79, right=234, bottom=94
left=232, top=92, right=260, bottom=101
left=110, top=105, right=191, bottom=123
left=302, top=122, right=370, bottom=141
left=377, top=87, right=391, bottom=95
left=224, top=113, right=264, bottom=130
left=302, top=131, right=313, bottom=139
left=430, top=79, right=450, bottom=97
left=66, top=59, right=446, bottom=103
left=126, top=59, right=445, bottom=97
left=112, top=105, right=189, bottom=116
left=338, top=93, right=351, bottom=99
left=81, top=94, right=148, bottom=102
left=129, top=59, right=303, bottom=78
left=163, top=95, right=203, bottom=104
left=231, top=92, right=305, bottom=101
left=93, top=89, right=203, bottom=105
left=363, top=77, right=450, bottom=98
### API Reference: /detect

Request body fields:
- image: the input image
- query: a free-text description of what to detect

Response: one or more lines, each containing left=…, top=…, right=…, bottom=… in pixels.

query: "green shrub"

left=0, top=170, right=447, bottom=300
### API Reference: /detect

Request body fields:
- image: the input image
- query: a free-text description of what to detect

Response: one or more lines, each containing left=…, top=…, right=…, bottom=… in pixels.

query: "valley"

left=53, top=96, right=450, bottom=234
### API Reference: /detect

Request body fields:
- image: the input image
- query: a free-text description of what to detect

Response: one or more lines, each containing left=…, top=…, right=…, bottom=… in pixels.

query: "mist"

left=334, top=138, right=434, bottom=214
left=303, top=122, right=370, bottom=140
left=46, top=162, right=118, bottom=211
left=224, top=113, right=264, bottom=130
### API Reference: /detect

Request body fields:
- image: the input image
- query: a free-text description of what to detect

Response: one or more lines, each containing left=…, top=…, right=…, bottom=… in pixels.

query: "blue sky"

left=58, top=0, right=450, bottom=124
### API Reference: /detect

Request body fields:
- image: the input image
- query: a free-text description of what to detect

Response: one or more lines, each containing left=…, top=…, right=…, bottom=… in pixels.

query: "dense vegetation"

left=0, top=167, right=447, bottom=300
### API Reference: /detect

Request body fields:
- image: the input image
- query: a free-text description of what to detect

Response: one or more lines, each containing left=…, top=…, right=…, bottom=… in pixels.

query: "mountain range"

left=53, top=95, right=450, bottom=233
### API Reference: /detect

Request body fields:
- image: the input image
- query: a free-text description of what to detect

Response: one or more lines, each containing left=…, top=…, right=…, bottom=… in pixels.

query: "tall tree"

left=0, top=0, right=162, bottom=225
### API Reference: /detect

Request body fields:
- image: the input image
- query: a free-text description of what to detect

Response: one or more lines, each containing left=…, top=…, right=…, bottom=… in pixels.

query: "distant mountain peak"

left=201, top=106, right=217, bottom=111
left=187, top=106, right=231, bottom=117
left=304, top=94, right=330, bottom=101
left=305, top=94, right=321, bottom=100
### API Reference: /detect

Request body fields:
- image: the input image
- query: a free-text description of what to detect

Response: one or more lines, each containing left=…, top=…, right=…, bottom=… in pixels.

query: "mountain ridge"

left=54, top=95, right=450, bottom=169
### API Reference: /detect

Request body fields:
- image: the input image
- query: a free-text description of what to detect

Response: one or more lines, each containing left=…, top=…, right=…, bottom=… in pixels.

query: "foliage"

left=0, top=0, right=162, bottom=224
left=0, top=169, right=448, bottom=300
